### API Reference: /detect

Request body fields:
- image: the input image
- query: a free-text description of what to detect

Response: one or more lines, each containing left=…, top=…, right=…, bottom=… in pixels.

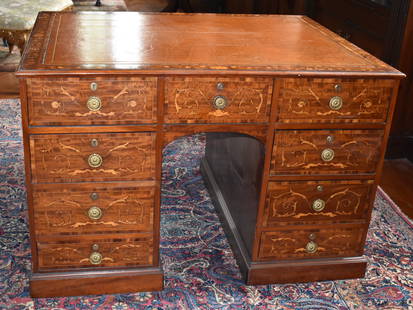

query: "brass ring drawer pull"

left=305, top=241, right=318, bottom=253
left=88, top=153, right=103, bottom=168
left=88, top=206, right=102, bottom=220
left=329, top=96, right=343, bottom=110
left=312, top=199, right=325, bottom=212
left=321, top=148, right=334, bottom=162
left=87, top=96, right=102, bottom=111
left=89, top=251, right=103, bottom=265
left=212, top=95, right=228, bottom=110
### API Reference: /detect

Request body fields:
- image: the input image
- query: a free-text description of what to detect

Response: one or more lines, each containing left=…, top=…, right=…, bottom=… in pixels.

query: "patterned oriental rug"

left=0, top=98, right=412, bottom=309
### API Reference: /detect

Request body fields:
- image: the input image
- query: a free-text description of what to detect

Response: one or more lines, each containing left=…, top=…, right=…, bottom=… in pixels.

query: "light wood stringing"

left=277, top=78, right=395, bottom=123
left=264, top=180, right=375, bottom=226
left=33, top=182, right=155, bottom=235
left=37, top=234, right=153, bottom=270
left=258, top=224, right=366, bottom=260
left=165, top=77, right=273, bottom=123
left=271, top=129, right=384, bottom=175
left=27, top=77, right=158, bottom=125
left=29, top=132, right=156, bottom=183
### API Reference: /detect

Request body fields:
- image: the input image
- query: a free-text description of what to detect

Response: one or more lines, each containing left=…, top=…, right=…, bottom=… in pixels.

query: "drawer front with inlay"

left=165, top=77, right=273, bottom=123
left=33, top=182, right=155, bottom=235
left=27, top=77, right=157, bottom=126
left=37, top=234, right=153, bottom=270
left=258, top=224, right=366, bottom=260
left=30, top=132, right=156, bottom=183
left=270, top=129, right=383, bottom=175
left=263, top=180, right=374, bottom=226
left=277, top=78, right=394, bottom=123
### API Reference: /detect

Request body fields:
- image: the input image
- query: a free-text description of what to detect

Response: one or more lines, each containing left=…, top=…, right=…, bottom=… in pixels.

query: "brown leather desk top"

left=17, top=12, right=403, bottom=77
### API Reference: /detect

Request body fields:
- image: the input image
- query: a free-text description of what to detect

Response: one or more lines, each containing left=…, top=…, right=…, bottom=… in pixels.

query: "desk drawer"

left=30, top=132, right=156, bottom=183
left=270, top=130, right=383, bottom=175
left=27, top=77, right=157, bottom=126
left=258, top=224, right=365, bottom=260
left=165, top=77, right=273, bottom=123
left=263, top=180, right=374, bottom=226
left=277, top=78, right=393, bottom=123
left=33, top=182, right=155, bottom=235
left=37, top=234, right=153, bottom=270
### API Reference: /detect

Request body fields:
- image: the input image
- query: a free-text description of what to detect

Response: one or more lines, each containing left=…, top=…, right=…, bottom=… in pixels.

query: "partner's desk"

left=16, top=11, right=404, bottom=297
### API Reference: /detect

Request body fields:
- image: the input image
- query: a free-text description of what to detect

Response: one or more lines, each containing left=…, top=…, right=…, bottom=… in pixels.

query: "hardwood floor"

left=380, top=158, right=413, bottom=219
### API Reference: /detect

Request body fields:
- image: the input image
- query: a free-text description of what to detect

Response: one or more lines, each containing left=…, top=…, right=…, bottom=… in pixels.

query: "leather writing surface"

left=18, top=12, right=402, bottom=76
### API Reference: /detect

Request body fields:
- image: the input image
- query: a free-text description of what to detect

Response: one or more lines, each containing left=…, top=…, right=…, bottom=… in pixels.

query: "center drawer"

left=165, top=77, right=273, bottom=123
left=270, top=129, right=384, bottom=175
left=37, top=234, right=153, bottom=270
left=33, top=182, right=155, bottom=235
left=30, top=132, right=156, bottom=183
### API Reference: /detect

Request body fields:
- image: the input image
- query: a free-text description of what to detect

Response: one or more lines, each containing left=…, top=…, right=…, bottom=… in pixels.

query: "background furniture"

left=72, top=0, right=128, bottom=11
left=306, top=0, right=413, bottom=162
left=0, top=0, right=73, bottom=54
left=163, top=0, right=225, bottom=12
left=304, top=0, right=413, bottom=218
left=17, top=11, right=402, bottom=297
left=164, top=0, right=306, bottom=13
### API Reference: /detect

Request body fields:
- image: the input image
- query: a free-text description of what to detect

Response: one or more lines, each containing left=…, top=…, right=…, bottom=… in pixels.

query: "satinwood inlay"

left=264, top=180, right=374, bottom=226
left=37, top=234, right=153, bottom=269
left=277, top=78, right=395, bottom=123
left=165, top=77, right=273, bottom=123
left=27, top=77, right=157, bottom=125
left=271, top=130, right=384, bottom=175
left=30, top=133, right=156, bottom=183
left=16, top=11, right=404, bottom=296
left=258, top=225, right=366, bottom=260
left=33, top=183, right=155, bottom=235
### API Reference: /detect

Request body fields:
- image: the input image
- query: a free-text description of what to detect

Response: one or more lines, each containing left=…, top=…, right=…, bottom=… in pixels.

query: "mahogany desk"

left=16, top=12, right=404, bottom=297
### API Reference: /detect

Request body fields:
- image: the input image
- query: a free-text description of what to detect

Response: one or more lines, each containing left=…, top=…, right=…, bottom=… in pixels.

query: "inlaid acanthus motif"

left=271, top=130, right=383, bottom=175
left=277, top=78, right=394, bottom=123
left=27, top=77, right=157, bottom=125
left=258, top=225, right=365, bottom=260
left=271, top=189, right=360, bottom=216
left=264, top=180, right=373, bottom=225
left=37, top=236, right=153, bottom=269
left=33, top=184, right=155, bottom=235
left=165, top=77, right=273, bottom=123
left=30, top=133, right=156, bottom=183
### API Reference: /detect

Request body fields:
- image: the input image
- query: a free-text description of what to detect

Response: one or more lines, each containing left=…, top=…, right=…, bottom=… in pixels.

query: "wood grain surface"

left=263, top=180, right=374, bottom=226
left=270, top=129, right=384, bottom=175
left=165, top=77, right=273, bottom=123
left=33, top=182, right=155, bottom=235
left=276, top=78, right=394, bottom=123
left=37, top=234, right=153, bottom=270
left=30, top=132, right=156, bottom=183
left=258, top=224, right=366, bottom=260
left=30, top=268, right=164, bottom=297
left=27, top=77, right=157, bottom=125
